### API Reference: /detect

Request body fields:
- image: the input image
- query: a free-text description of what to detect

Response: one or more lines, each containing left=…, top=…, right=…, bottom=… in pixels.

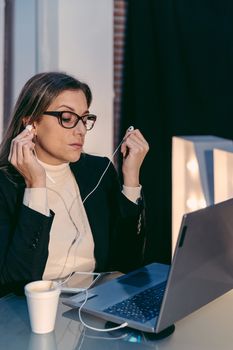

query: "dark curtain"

left=120, top=0, right=233, bottom=264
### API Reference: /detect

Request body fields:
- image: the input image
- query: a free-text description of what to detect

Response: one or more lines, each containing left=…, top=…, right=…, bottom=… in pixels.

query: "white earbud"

left=127, top=126, right=134, bottom=132
left=25, top=125, right=33, bottom=132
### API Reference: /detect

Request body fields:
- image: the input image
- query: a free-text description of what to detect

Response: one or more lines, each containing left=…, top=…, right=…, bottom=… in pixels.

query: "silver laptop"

left=64, top=198, right=233, bottom=334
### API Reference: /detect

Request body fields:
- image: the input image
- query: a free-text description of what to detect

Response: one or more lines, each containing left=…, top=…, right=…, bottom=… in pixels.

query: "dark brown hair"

left=0, top=71, right=92, bottom=181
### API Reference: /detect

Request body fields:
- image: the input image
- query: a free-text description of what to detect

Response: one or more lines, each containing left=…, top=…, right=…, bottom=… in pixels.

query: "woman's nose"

left=73, top=119, right=87, bottom=135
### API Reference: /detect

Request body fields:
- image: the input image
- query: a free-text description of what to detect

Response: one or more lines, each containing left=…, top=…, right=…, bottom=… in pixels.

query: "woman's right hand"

left=8, top=128, right=46, bottom=188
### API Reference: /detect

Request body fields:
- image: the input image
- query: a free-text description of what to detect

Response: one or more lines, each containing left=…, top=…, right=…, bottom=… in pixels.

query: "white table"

left=1, top=288, right=233, bottom=350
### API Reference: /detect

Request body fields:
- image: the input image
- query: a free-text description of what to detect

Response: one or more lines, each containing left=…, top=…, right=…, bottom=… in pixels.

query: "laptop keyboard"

left=103, top=281, right=166, bottom=323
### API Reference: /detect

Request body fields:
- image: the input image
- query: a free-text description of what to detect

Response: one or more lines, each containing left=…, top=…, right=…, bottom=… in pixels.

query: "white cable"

left=39, top=134, right=128, bottom=281
left=85, top=333, right=130, bottom=340
left=37, top=126, right=133, bottom=332
left=56, top=271, right=75, bottom=287
left=46, top=172, right=56, bottom=184
left=55, top=271, right=101, bottom=292
left=69, top=127, right=134, bottom=331
left=79, top=126, right=134, bottom=204
left=82, top=138, right=124, bottom=204
left=78, top=287, right=128, bottom=332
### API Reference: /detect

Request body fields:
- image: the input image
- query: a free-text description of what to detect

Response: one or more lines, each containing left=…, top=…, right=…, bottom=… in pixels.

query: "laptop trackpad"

left=118, top=271, right=153, bottom=287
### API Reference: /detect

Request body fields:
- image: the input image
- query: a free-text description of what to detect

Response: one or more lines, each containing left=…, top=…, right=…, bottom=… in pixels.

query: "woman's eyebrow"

left=57, top=105, right=90, bottom=115
left=57, top=104, right=75, bottom=111
left=82, top=110, right=90, bottom=115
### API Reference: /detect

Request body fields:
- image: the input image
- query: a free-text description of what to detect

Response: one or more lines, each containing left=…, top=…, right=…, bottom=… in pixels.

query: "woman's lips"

left=69, top=143, right=83, bottom=149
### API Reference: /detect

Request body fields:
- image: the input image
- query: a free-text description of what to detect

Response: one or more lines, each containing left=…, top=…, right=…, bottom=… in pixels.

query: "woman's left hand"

left=121, top=128, right=149, bottom=187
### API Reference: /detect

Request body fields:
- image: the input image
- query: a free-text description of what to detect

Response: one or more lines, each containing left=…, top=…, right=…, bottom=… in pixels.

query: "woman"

left=0, top=72, right=149, bottom=296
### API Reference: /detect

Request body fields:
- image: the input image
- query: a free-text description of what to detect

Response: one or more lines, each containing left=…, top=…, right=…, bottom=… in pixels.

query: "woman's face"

left=34, top=89, right=89, bottom=164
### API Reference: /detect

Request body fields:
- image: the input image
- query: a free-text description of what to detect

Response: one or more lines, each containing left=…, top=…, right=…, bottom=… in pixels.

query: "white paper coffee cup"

left=25, top=280, right=61, bottom=334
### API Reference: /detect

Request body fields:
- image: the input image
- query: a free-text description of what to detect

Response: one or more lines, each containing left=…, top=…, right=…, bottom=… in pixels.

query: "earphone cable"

left=78, top=280, right=128, bottom=332
left=82, top=138, right=124, bottom=204
left=48, top=136, right=126, bottom=282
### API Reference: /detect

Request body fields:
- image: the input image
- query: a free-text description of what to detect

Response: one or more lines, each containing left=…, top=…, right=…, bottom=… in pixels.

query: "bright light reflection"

left=199, top=198, right=207, bottom=208
left=186, top=196, right=207, bottom=211
left=186, top=159, right=199, bottom=176
left=186, top=197, right=199, bottom=211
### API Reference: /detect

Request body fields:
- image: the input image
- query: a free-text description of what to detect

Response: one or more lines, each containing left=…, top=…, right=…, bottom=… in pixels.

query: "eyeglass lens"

left=60, top=111, right=95, bottom=130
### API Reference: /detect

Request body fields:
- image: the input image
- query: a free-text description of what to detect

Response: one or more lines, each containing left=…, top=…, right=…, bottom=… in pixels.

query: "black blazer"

left=0, top=154, right=146, bottom=296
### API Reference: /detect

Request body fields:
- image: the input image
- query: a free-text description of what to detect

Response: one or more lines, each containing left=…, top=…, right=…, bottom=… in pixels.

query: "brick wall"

left=113, top=0, right=127, bottom=149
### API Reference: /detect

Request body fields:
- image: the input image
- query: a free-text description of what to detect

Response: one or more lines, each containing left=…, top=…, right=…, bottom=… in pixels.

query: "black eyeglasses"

left=43, top=111, right=97, bottom=130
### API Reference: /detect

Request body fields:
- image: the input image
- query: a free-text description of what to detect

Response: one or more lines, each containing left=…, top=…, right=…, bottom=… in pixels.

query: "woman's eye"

left=61, top=113, right=74, bottom=123
left=62, top=117, right=72, bottom=122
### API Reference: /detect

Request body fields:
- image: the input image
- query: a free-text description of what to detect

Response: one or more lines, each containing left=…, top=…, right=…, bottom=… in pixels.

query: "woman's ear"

left=32, top=121, right=38, bottom=135
left=22, top=117, right=37, bottom=134
left=22, top=116, right=30, bottom=128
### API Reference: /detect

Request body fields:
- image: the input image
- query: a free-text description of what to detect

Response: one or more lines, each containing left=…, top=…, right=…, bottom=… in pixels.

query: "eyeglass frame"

left=43, top=111, right=97, bottom=130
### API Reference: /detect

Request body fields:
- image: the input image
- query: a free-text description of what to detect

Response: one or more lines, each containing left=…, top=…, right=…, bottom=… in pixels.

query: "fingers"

left=124, top=128, right=147, bottom=142
left=7, top=127, right=46, bottom=187
left=8, top=129, right=35, bottom=166
left=121, top=137, right=140, bottom=157
left=22, top=141, right=36, bottom=164
left=8, top=129, right=29, bottom=160
left=121, top=128, right=149, bottom=158
left=10, top=140, right=35, bottom=168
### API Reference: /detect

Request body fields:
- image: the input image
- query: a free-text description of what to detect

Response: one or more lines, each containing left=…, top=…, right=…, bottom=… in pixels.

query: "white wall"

left=37, top=0, right=59, bottom=71
left=57, top=0, right=114, bottom=157
left=12, top=0, right=114, bottom=157
left=0, top=0, right=4, bottom=140
left=13, top=0, right=37, bottom=103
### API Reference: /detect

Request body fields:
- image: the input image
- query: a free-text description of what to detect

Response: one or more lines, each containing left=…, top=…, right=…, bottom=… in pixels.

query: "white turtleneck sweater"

left=23, top=161, right=141, bottom=280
